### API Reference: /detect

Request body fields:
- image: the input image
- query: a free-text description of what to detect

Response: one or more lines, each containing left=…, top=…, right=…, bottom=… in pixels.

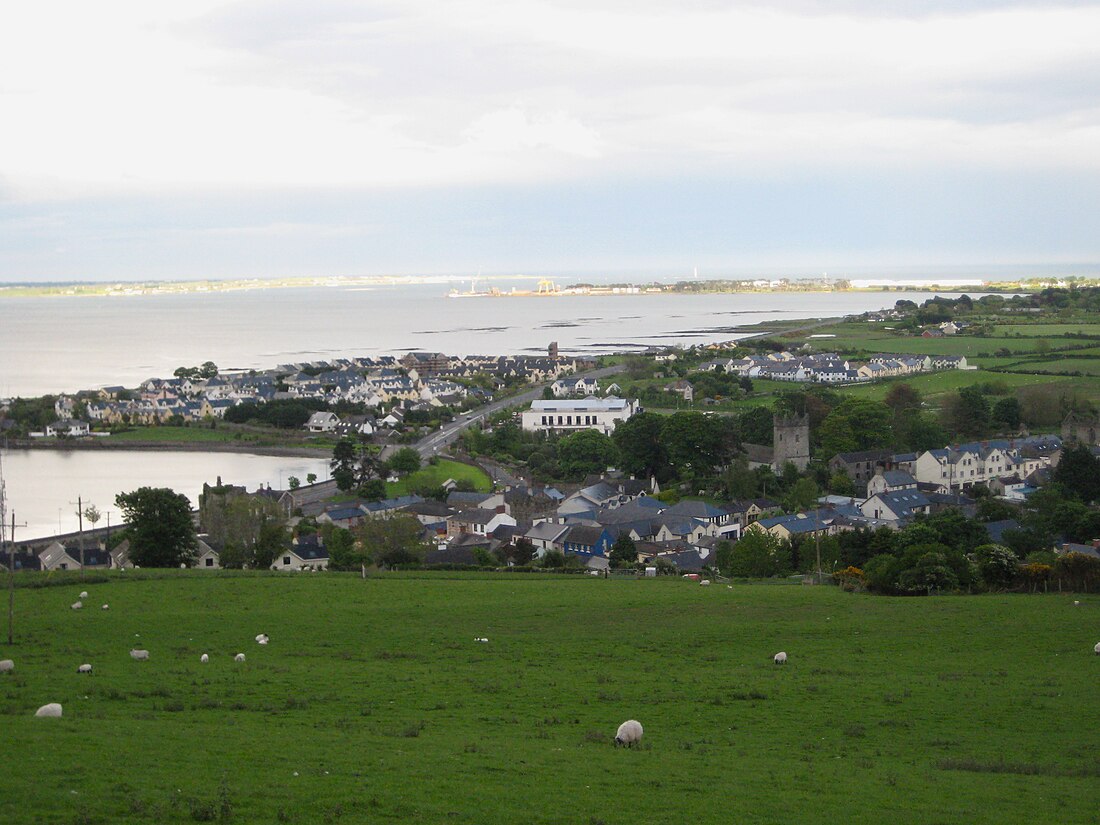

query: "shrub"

left=833, top=566, right=866, bottom=592
left=972, top=544, right=1019, bottom=590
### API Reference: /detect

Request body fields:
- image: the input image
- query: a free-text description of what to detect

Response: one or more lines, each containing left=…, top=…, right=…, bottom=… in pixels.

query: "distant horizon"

left=3, top=261, right=1100, bottom=289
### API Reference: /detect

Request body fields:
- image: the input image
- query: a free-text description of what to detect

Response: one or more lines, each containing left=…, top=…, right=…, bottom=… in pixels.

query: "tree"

left=738, top=406, right=774, bottom=446
left=818, top=399, right=893, bottom=457
left=609, top=535, right=638, bottom=567
left=661, top=411, right=726, bottom=476
left=942, top=386, right=991, bottom=438
left=612, top=412, right=669, bottom=480
left=720, top=530, right=792, bottom=578
left=991, top=397, right=1022, bottom=431
left=1052, top=443, right=1100, bottom=503
left=199, top=361, right=219, bottom=379
left=783, top=477, right=819, bottom=511
left=972, top=544, right=1019, bottom=589
left=357, top=515, right=428, bottom=568
left=331, top=439, right=357, bottom=491
left=557, top=430, right=619, bottom=479
left=287, top=476, right=301, bottom=490
left=389, top=447, right=422, bottom=476
left=306, top=473, right=317, bottom=485
left=358, top=478, right=387, bottom=502
left=884, top=383, right=922, bottom=417
left=115, top=487, right=198, bottom=568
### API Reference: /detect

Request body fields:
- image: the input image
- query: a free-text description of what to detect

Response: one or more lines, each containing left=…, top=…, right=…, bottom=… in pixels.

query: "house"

left=664, top=380, right=694, bottom=403
left=829, top=449, right=893, bottom=484
left=305, top=411, right=340, bottom=433
left=445, top=508, right=517, bottom=538
left=45, top=419, right=91, bottom=438
left=560, top=525, right=615, bottom=558
left=524, top=522, right=570, bottom=555
left=38, top=542, right=82, bottom=571
left=272, top=536, right=329, bottom=571
left=747, top=512, right=834, bottom=541
left=860, top=490, right=932, bottom=523
left=865, top=469, right=918, bottom=497
left=195, top=539, right=220, bottom=569
left=521, top=396, right=639, bottom=435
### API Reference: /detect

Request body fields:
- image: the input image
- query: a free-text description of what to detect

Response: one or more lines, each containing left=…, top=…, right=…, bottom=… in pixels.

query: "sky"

left=1, top=0, right=1099, bottom=282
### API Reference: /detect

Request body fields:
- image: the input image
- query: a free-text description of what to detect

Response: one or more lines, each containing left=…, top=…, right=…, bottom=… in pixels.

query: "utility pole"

left=72, top=496, right=85, bottom=581
left=1, top=455, right=26, bottom=646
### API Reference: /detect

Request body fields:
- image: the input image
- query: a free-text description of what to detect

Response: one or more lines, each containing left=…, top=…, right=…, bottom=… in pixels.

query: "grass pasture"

left=1, top=574, right=1097, bottom=824
left=386, top=458, right=492, bottom=496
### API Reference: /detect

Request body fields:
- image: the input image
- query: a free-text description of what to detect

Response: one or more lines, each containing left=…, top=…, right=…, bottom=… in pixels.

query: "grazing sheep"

left=1074, top=600, right=1081, bottom=606
left=234, top=653, right=246, bottom=662
left=0, top=659, right=14, bottom=673
left=77, top=664, right=92, bottom=674
left=1094, top=642, right=1100, bottom=655
left=615, top=719, right=644, bottom=748
left=700, top=580, right=711, bottom=586
left=254, top=634, right=267, bottom=642
left=774, top=651, right=788, bottom=665
left=258, top=638, right=268, bottom=645
left=34, top=703, right=63, bottom=718
left=474, top=637, right=489, bottom=643
left=130, top=649, right=150, bottom=661
left=70, top=601, right=83, bottom=610
left=101, top=604, right=109, bottom=610
left=200, top=654, right=209, bottom=663
left=79, top=591, right=88, bottom=599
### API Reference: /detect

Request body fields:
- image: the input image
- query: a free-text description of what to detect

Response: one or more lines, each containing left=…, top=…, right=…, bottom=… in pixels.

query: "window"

left=283, top=556, right=291, bottom=565
left=205, top=558, right=214, bottom=567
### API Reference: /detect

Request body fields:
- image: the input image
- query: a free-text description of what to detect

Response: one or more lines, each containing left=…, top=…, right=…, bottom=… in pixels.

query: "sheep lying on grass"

left=0, top=659, right=14, bottom=673
left=615, top=719, right=643, bottom=748
left=255, top=634, right=268, bottom=643
left=700, top=580, right=711, bottom=586
left=1094, top=642, right=1100, bottom=655
left=200, top=654, right=209, bottom=663
left=234, top=653, right=246, bottom=662
left=774, top=651, right=788, bottom=665
left=130, top=649, right=150, bottom=661
left=35, top=703, right=62, bottom=717
left=70, top=601, right=83, bottom=610
left=77, top=664, right=92, bottom=674
left=101, top=604, right=109, bottom=610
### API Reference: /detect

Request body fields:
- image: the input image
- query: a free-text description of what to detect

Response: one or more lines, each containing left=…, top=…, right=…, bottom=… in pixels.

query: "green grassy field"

left=2, top=574, right=1096, bottom=824
left=386, top=459, right=492, bottom=496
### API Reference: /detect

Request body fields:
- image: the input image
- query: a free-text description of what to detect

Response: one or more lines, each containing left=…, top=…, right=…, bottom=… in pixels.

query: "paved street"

left=413, top=363, right=625, bottom=459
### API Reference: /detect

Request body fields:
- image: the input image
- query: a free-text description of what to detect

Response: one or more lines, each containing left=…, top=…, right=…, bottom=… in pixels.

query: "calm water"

left=0, top=284, right=960, bottom=397
left=0, top=449, right=330, bottom=540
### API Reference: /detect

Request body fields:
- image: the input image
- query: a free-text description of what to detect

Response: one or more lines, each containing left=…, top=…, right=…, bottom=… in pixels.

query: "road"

left=413, top=363, right=626, bottom=459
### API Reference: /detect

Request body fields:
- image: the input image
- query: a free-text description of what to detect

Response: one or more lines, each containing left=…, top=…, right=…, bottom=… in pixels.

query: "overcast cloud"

left=1, top=0, right=1098, bottom=279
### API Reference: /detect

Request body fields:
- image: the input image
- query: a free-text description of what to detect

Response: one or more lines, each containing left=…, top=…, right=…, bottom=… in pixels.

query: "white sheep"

left=0, top=659, right=14, bottom=673
left=234, top=653, right=246, bottom=662
left=200, top=654, right=209, bottom=663
left=130, top=649, right=150, bottom=661
left=1094, top=642, right=1100, bottom=655
left=77, top=664, right=92, bottom=674
left=615, top=719, right=644, bottom=748
left=700, top=579, right=711, bottom=586
left=474, top=637, right=488, bottom=643
left=71, top=601, right=83, bottom=610
left=254, top=634, right=267, bottom=643
left=35, top=703, right=63, bottom=717
left=101, top=604, right=109, bottom=610
left=774, top=651, right=788, bottom=665
left=79, top=591, right=88, bottom=599
left=258, top=638, right=268, bottom=645
left=1074, top=600, right=1081, bottom=606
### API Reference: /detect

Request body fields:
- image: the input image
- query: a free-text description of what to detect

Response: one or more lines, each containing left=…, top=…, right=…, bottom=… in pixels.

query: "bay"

left=0, top=448, right=330, bottom=541
left=0, top=284, right=960, bottom=397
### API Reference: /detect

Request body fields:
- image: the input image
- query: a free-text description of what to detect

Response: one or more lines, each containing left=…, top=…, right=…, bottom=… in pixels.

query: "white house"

left=305, top=411, right=340, bottom=433
left=45, top=419, right=90, bottom=438
left=195, top=540, right=220, bottom=569
left=521, top=396, right=639, bottom=435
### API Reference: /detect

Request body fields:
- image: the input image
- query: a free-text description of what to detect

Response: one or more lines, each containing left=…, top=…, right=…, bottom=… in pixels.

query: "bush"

left=972, top=544, right=1019, bottom=590
left=833, top=566, right=866, bottom=592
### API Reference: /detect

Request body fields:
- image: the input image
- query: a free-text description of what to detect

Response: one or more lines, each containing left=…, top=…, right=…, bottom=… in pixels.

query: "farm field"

left=2, top=574, right=1096, bottom=824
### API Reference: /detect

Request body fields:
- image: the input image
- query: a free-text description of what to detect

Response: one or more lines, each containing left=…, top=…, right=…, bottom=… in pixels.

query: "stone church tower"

left=773, top=413, right=811, bottom=471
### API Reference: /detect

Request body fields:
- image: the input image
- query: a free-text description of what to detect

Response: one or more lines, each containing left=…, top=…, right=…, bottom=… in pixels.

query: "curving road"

left=414, top=363, right=625, bottom=459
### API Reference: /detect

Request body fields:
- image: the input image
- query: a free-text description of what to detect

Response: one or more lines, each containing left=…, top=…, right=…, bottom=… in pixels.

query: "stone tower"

left=772, top=413, right=810, bottom=472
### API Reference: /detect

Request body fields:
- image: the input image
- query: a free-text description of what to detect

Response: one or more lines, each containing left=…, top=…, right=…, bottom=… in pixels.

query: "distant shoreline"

left=0, top=274, right=1088, bottom=300
left=1, top=439, right=330, bottom=459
